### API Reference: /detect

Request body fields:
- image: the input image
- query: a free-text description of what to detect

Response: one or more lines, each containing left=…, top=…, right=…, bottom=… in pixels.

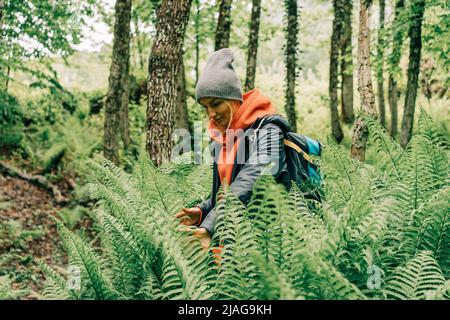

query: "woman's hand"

left=192, top=228, right=211, bottom=251
left=174, top=207, right=202, bottom=226
left=178, top=225, right=212, bottom=251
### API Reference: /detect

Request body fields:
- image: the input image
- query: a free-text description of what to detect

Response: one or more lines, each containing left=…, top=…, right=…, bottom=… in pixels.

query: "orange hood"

left=208, top=88, right=276, bottom=184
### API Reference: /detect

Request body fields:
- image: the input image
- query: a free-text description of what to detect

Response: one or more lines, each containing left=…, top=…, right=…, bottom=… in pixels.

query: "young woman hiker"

left=175, top=48, right=292, bottom=250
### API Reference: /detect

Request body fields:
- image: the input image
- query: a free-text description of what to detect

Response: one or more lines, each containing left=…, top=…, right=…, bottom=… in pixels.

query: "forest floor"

left=0, top=164, right=93, bottom=299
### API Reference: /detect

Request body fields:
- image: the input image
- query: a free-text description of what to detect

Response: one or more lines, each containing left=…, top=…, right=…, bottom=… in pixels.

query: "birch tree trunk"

left=120, top=54, right=131, bottom=150
left=0, top=0, right=5, bottom=89
left=215, top=0, right=233, bottom=50
left=388, top=0, right=405, bottom=139
left=330, top=0, right=344, bottom=143
left=146, top=0, right=192, bottom=166
left=104, top=0, right=132, bottom=164
left=194, top=0, right=200, bottom=84
left=132, top=10, right=145, bottom=71
left=350, top=0, right=377, bottom=161
left=340, top=0, right=355, bottom=124
left=244, top=0, right=262, bottom=92
left=400, top=0, right=426, bottom=148
left=175, top=56, right=191, bottom=132
left=376, top=0, right=386, bottom=127
left=284, top=0, right=299, bottom=133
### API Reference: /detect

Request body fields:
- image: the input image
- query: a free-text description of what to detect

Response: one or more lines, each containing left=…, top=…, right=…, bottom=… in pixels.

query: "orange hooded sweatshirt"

left=208, top=88, right=276, bottom=185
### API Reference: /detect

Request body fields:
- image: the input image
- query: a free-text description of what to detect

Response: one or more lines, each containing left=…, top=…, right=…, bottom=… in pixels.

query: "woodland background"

left=0, top=0, right=448, bottom=299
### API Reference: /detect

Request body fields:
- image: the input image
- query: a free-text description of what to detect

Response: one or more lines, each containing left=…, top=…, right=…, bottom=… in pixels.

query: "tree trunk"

left=120, top=55, right=131, bottom=150
left=194, top=0, right=200, bottom=84
left=175, top=56, right=191, bottom=132
left=104, top=0, right=132, bottom=164
left=330, top=0, right=344, bottom=143
left=284, top=0, right=299, bottom=133
left=0, top=0, right=5, bottom=90
left=387, top=0, right=404, bottom=139
left=376, top=0, right=386, bottom=127
left=244, top=0, right=262, bottom=92
left=215, top=0, right=233, bottom=50
left=350, top=0, right=378, bottom=161
left=400, top=0, right=425, bottom=148
left=387, top=75, right=399, bottom=137
left=340, top=0, right=354, bottom=124
left=132, top=10, right=145, bottom=71
left=146, top=0, right=192, bottom=167
left=0, top=1, right=4, bottom=32
left=5, top=64, right=10, bottom=92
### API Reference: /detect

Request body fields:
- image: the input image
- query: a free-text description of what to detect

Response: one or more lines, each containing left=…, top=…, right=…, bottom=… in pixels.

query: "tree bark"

left=4, top=64, right=9, bottom=92
left=400, top=0, right=425, bottom=148
left=330, top=0, right=344, bottom=143
left=284, top=0, right=299, bottom=133
left=387, top=0, right=404, bottom=139
left=104, top=0, right=132, bottom=164
left=215, top=0, right=233, bottom=50
left=350, top=0, right=378, bottom=161
left=244, top=0, right=262, bottom=92
left=194, top=0, right=200, bottom=85
left=0, top=0, right=6, bottom=90
left=0, top=1, right=4, bottom=31
left=132, top=10, right=145, bottom=71
left=120, top=55, right=131, bottom=150
left=376, top=0, right=386, bottom=127
left=175, top=56, right=191, bottom=132
left=146, top=0, right=192, bottom=167
left=340, top=0, right=354, bottom=124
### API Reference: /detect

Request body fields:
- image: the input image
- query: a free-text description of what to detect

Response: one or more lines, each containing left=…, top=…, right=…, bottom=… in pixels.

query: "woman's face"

left=199, top=97, right=237, bottom=130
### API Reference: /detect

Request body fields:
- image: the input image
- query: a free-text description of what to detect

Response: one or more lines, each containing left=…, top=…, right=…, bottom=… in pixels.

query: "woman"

left=175, top=48, right=291, bottom=249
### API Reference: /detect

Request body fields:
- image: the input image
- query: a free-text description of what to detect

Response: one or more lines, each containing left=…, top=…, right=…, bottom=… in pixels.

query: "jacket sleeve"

left=200, top=123, right=286, bottom=236
left=196, top=196, right=213, bottom=222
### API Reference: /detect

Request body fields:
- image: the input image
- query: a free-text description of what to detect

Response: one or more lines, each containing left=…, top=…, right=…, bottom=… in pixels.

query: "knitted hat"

left=195, top=48, right=243, bottom=103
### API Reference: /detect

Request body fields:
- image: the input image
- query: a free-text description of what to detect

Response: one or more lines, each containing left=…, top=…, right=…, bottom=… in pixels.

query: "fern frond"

left=400, top=187, right=450, bottom=275
left=37, top=261, right=72, bottom=300
left=364, top=115, right=404, bottom=180
left=57, top=221, right=118, bottom=299
left=211, top=183, right=260, bottom=299
left=384, top=251, right=446, bottom=300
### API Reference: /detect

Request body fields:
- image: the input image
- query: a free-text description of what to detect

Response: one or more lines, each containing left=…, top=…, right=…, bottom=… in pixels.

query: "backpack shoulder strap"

left=283, top=139, right=314, bottom=165
left=251, top=115, right=318, bottom=165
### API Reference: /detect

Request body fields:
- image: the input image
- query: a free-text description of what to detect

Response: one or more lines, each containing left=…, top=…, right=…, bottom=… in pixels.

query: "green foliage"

left=384, top=251, right=445, bottom=299
left=0, top=91, right=24, bottom=151
left=40, top=111, right=449, bottom=300
left=20, top=109, right=102, bottom=177
left=0, top=0, right=96, bottom=83
left=422, top=0, right=450, bottom=83
left=0, top=275, right=28, bottom=300
left=0, top=219, right=45, bottom=250
left=57, top=206, right=88, bottom=230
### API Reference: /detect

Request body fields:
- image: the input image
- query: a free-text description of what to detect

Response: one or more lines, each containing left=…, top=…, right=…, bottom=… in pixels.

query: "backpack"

left=252, top=115, right=323, bottom=200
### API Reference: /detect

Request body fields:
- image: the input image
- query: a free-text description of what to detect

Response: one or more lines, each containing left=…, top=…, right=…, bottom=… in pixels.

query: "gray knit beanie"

left=195, top=48, right=243, bottom=103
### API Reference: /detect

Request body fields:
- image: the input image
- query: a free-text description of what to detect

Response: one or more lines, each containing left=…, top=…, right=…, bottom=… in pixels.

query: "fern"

left=57, top=221, right=118, bottom=299
left=401, top=187, right=450, bottom=275
left=212, top=183, right=261, bottom=299
left=37, top=261, right=72, bottom=300
left=39, top=111, right=448, bottom=300
left=384, top=251, right=445, bottom=300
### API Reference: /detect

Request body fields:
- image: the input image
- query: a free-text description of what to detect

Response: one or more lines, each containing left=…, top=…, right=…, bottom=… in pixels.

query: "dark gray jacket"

left=197, top=115, right=292, bottom=236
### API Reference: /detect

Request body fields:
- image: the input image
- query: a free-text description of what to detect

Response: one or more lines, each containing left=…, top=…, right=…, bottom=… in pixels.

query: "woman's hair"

left=222, top=100, right=241, bottom=130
